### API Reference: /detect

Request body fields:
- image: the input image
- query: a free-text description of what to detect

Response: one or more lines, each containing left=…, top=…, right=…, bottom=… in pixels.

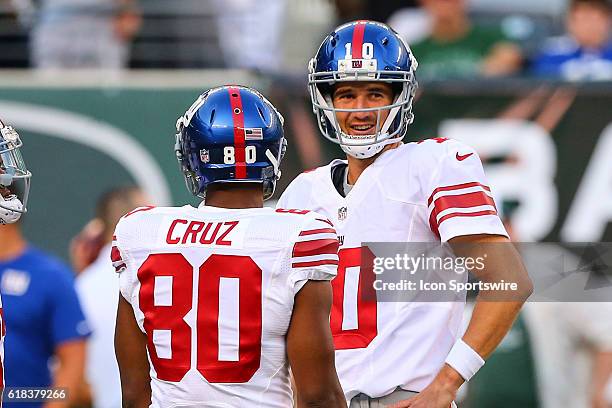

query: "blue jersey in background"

left=0, top=245, right=91, bottom=408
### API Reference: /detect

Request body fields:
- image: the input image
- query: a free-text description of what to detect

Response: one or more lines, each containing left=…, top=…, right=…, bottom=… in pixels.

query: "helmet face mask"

left=174, top=86, right=286, bottom=201
left=308, top=20, right=418, bottom=159
left=0, top=121, right=31, bottom=224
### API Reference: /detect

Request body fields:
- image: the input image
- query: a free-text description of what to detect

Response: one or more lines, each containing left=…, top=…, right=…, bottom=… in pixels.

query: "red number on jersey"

left=137, top=253, right=263, bottom=383
left=138, top=254, right=193, bottom=382
left=330, top=247, right=378, bottom=349
left=197, top=255, right=262, bottom=383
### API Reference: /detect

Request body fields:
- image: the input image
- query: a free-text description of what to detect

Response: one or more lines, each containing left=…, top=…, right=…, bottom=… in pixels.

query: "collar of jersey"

left=197, top=202, right=270, bottom=213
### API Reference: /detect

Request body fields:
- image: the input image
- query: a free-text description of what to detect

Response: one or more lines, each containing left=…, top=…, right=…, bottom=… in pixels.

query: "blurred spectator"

left=409, top=0, right=523, bottom=79
left=75, top=186, right=149, bottom=408
left=70, top=218, right=105, bottom=275
left=365, top=0, right=416, bottom=22
left=31, top=0, right=141, bottom=69
left=532, top=0, right=612, bottom=80
left=333, top=0, right=415, bottom=23
left=213, top=0, right=286, bottom=72
left=388, top=3, right=432, bottom=44
left=0, top=221, right=90, bottom=408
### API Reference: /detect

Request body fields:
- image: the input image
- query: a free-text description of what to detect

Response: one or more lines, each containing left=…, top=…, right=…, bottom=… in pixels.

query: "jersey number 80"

left=137, top=253, right=262, bottom=383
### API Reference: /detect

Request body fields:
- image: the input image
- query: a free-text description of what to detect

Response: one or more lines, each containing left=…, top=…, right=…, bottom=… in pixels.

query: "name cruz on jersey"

left=112, top=204, right=339, bottom=407
left=277, top=138, right=508, bottom=400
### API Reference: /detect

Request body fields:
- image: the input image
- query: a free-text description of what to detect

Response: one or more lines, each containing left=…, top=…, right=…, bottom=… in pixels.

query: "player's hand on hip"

left=387, top=382, right=456, bottom=408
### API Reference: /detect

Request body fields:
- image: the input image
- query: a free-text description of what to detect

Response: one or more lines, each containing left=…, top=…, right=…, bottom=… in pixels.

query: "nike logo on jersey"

left=456, top=152, right=473, bottom=161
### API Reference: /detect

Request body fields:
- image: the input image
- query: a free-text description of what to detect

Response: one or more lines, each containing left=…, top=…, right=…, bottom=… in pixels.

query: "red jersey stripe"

left=351, top=21, right=367, bottom=59
left=299, top=228, right=336, bottom=236
left=437, top=210, right=498, bottom=226
left=228, top=87, right=247, bottom=179
left=110, top=246, right=123, bottom=263
left=123, top=206, right=156, bottom=218
left=292, top=259, right=339, bottom=268
left=427, top=182, right=491, bottom=206
left=293, top=238, right=339, bottom=258
left=432, top=191, right=497, bottom=214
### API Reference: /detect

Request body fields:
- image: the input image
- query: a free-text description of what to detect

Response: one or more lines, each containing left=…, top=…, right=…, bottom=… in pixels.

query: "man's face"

left=0, top=160, right=10, bottom=199
left=332, top=82, right=395, bottom=136
left=420, top=0, right=466, bottom=22
left=568, top=3, right=611, bottom=49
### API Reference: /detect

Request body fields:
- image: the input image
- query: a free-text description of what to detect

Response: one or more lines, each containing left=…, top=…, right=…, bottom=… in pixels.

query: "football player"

left=0, top=119, right=32, bottom=405
left=113, top=86, right=346, bottom=408
left=277, top=21, right=533, bottom=408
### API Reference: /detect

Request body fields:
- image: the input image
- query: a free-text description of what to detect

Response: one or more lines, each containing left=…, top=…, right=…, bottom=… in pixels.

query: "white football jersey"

left=277, top=138, right=508, bottom=401
left=112, top=204, right=338, bottom=408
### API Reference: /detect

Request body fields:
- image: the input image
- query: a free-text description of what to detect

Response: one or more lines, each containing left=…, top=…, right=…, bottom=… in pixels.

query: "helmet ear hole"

left=256, top=105, right=266, bottom=122
left=209, top=109, right=216, bottom=125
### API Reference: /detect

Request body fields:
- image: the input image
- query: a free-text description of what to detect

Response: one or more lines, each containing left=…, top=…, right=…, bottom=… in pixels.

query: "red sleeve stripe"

left=111, top=246, right=127, bottom=272
left=430, top=191, right=497, bottom=215
left=429, top=207, right=498, bottom=238
left=299, top=228, right=336, bottom=236
left=292, top=252, right=338, bottom=261
left=292, top=259, right=339, bottom=268
left=438, top=210, right=498, bottom=225
left=293, top=238, right=339, bottom=258
left=110, top=246, right=123, bottom=263
left=123, top=206, right=155, bottom=218
left=427, top=182, right=491, bottom=206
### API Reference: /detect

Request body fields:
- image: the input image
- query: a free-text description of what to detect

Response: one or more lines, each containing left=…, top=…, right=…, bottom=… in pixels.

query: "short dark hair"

left=570, top=0, right=612, bottom=12
left=95, top=185, right=143, bottom=234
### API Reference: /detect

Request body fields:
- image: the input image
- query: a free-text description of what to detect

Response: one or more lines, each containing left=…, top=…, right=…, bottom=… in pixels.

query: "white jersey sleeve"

left=418, top=138, right=508, bottom=242
left=288, top=214, right=339, bottom=294
left=111, top=206, right=155, bottom=304
left=276, top=172, right=316, bottom=210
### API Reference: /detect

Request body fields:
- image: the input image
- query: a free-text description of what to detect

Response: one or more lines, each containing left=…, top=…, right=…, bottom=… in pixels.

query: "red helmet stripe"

left=228, top=87, right=247, bottom=179
left=351, top=20, right=367, bottom=59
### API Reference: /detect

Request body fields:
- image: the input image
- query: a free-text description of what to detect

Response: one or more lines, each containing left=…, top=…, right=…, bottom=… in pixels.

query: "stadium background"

left=1, top=0, right=612, bottom=406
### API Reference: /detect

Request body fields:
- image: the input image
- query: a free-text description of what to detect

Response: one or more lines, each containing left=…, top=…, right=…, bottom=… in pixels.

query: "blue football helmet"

left=0, top=119, right=31, bottom=224
left=175, top=85, right=286, bottom=200
left=308, top=20, right=418, bottom=159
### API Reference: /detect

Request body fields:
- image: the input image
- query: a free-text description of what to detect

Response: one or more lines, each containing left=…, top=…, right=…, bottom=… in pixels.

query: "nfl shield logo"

left=200, top=149, right=210, bottom=163
left=338, top=206, right=348, bottom=221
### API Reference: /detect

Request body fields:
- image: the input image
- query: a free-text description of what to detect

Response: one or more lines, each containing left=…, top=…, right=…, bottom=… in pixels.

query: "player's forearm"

left=591, top=350, right=612, bottom=406
left=452, top=237, right=532, bottom=358
left=45, top=341, right=87, bottom=408
left=463, top=300, right=524, bottom=359
left=121, top=388, right=151, bottom=408
left=428, top=300, right=525, bottom=398
left=297, top=390, right=347, bottom=408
